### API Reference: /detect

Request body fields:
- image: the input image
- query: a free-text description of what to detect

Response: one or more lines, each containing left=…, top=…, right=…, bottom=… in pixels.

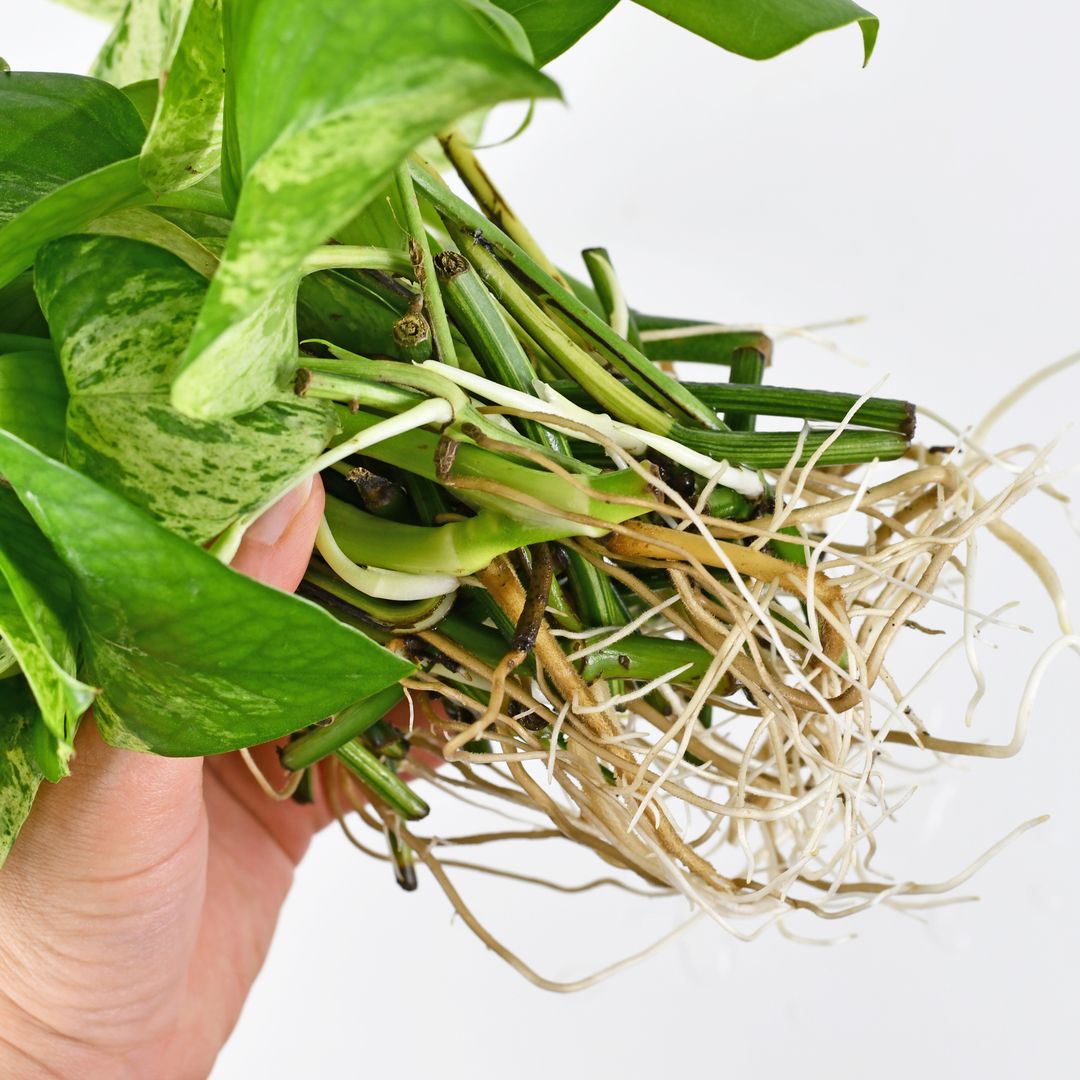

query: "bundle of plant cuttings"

left=1, top=0, right=1071, bottom=987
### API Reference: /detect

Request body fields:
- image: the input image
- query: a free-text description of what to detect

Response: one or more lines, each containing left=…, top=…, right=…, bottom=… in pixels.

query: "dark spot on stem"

left=901, top=402, right=917, bottom=441
left=434, top=436, right=459, bottom=482
left=510, top=543, right=554, bottom=655
left=392, top=312, right=429, bottom=349
left=434, top=249, right=469, bottom=280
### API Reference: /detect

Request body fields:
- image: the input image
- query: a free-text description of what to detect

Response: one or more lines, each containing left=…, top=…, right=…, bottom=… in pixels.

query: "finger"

left=229, top=475, right=325, bottom=592
left=0, top=723, right=206, bottom=994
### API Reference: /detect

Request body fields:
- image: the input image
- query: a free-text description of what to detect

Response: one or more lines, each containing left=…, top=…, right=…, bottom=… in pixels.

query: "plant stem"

left=580, top=633, right=733, bottom=688
left=297, top=367, right=423, bottom=412
left=724, top=345, right=767, bottom=432
left=421, top=254, right=628, bottom=628
left=301, top=245, right=412, bottom=275
left=421, top=360, right=762, bottom=493
left=301, top=361, right=592, bottom=475
left=433, top=243, right=560, bottom=454
left=303, top=562, right=454, bottom=630
left=281, top=684, right=404, bottom=772
left=549, top=377, right=914, bottom=436
left=316, top=517, right=460, bottom=600
left=581, top=247, right=643, bottom=349
left=439, top=128, right=567, bottom=285
left=322, top=461, right=647, bottom=575
left=445, top=223, right=675, bottom=434
left=394, top=161, right=458, bottom=366
left=335, top=740, right=430, bottom=821
left=635, top=316, right=773, bottom=366
left=674, top=424, right=909, bottom=467
left=410, top=159, right=722, bottom=431
left=311, top=397, right=454, bottom=474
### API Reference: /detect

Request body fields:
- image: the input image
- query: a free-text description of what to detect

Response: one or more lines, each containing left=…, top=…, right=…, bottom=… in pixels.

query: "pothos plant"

left=0, top=0, right=1060, bottom=983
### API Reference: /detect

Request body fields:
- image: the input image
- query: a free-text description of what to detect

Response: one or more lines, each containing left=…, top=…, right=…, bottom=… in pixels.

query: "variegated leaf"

left=0, top=431, right=415, bottom=756
left=0, top=678, right=49, bottom=868
left=35, top=234, right=337, bottom=543
left=171, top=0, right=558, bottom=419
left=140, top=0, right=225, bottom=193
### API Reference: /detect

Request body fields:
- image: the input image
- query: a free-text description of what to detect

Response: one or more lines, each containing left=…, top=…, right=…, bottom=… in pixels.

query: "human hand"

left=0, top=477, right=338, bottom=1079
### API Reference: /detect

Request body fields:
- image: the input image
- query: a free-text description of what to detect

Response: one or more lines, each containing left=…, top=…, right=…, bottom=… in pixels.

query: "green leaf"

left=0, top=677, right=48, bottom=868
left=171, top=0, right=559, bottom=420
left=140, top=0, right=225, bottom=193
left=0, top=72, right=146, bottom=226
left=493, top=1, right=618, bottom=66
left=0, top=637, right=18, bottom=680
left=0, top=491, right=96, bottom=772
left=86, top=206, right=220, bottom=277
left=0, top=581, right=80, bottom=782
left=120, top=77, right=161, bottom=127
left=0, top=337, right=51, bottom=357
left=633, top=0, right=878, bottom=63
left=36, top=234, right=336, bottom=543
left=462, top=0, right=537, bottom=63
left=92, top=0, right=186, bottom=86
left=0, top=348, right=68, bottom=458
left=0, top=275, right=49, bottom=337
left=0, top=431, right=415, bottom=756
left=0, top=157, right=152, bottom=292
left=0, top=365, right=73, bottom=769
left=0, top=73, right=152, bottom=289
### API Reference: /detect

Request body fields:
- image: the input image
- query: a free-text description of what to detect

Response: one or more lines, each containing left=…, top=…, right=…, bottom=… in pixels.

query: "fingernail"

left=245, top=475, right=315, bottom=546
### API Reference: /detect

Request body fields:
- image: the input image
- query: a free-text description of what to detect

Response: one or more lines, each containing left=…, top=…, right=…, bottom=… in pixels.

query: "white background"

left=3, top=2, right=1079, bottom=1077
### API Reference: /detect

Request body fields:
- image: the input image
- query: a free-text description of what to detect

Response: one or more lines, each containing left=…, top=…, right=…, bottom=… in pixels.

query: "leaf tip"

left=859, top=16, right=880, bottom=67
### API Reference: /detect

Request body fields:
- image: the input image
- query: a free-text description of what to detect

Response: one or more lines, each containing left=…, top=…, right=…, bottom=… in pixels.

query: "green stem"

left=549, top=377, right=915, bottom=436
left=635, top=316, right=773, bottom=366
left=447, top=223, right=675, bottom=434
left=675, top=425, right=909, bottom=468
left=544, top=570, right=588, bottom=634
left=298, top=367, right=424, bottom=412
left=395, top=161, right=457, bottom=366
left=335, top=740, right=430, bottom=821
left=433, top=243, right=559, bottom=454
left=323, top=478, right=645, bottom=576
left=581, top=247, right=643, bottom=350
left=428, top=249, right=642, bottom=630
left=301, top=245, right=412, bottom=276
left=580, top=633, right=732, bottom=688
left=301, top=361, right=593, bottom=475
left=303, top=562, right=454, bottom=629
left=724, top=346, right=767, bottom=432
left=438, top=128, right=567, bottom=285
left=410, top=160, right=721, bottom=431
left=437, top=610, right=535, bottom=678
left=281, top=685, right=404, bottom=772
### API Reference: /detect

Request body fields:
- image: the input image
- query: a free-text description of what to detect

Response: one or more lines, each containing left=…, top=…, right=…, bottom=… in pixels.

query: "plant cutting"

left=0, top=0, right=1074, bottom=998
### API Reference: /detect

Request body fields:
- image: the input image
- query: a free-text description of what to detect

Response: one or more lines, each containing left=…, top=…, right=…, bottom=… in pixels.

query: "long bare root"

left=327, top=380, right=1076, bottom=989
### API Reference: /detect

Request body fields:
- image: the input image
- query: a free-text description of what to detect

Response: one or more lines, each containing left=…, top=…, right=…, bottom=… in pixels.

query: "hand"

left=0, top=477, right=337, bottom=1079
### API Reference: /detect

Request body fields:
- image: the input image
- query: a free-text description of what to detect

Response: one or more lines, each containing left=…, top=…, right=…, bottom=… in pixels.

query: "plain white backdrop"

left=3, top=2, right=1079, bottom=1077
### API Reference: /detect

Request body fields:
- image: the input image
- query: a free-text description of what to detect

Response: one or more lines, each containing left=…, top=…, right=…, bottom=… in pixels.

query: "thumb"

left=230, top=474, right=325, bottom=592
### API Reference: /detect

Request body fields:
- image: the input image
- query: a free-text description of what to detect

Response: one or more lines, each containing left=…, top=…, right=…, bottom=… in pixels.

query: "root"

left=321, top=371, right=1073, bottom=990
